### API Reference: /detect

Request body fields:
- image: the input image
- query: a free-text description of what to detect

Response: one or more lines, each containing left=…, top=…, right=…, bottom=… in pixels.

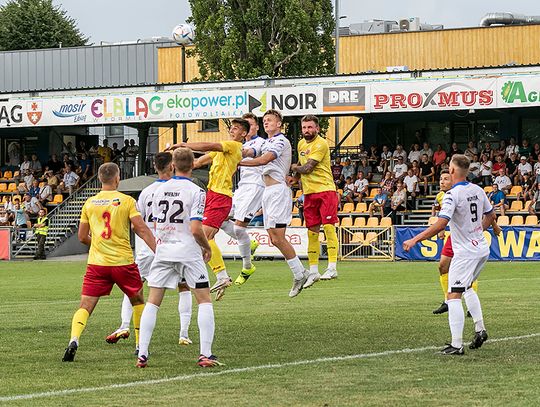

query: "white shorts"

left=448, top=255, right=488, bottom=293
left=262, top=183, right=292, bottom=229
left=233, top=184, right=264, bottom=222
left=147, top=258, right=209, bottom=290
left=135, top=254, right=154, bottom=280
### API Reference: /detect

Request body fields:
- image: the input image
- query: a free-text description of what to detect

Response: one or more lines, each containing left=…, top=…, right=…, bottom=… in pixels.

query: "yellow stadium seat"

left=510, top=215, right=524, bottom=226
left=3, top=171, right=12, bottom=180
left=11, top=170, right=19, bottom=179
left=353, top=217, right=366, bottom=227
left=289, top=218, right=302, bottom=227
left=380, top=217, right=392, bottom=227
left=366, top=217, right=379, bottom=227
left=39, top=182, right=46, bottom=188
left=483, top=186, right=492, bottom=194
left=341, top=203, right=354, bottom=213
left=0, top=184, right=6, bottom=192
left=369, top=188, right=378, bottom=198
left=337, top=189, right=343, bottom=196
left=355, top=202, right=367, bottom=213
left=510, top=201, right=523, bottom=212
left=525, top=215, right=538, bottom=226
left=48, top=194, right=64, bottom=206
left=364, top=232, right=378, bottom=245
left=17, top=182, right=25, bottom=190
left=497, top=215, right=509, bottom=226
left=7, top=183, right=17, bottom=192
left=509, top=186, right=522, bottom=197
left=294, top=190, right=303, bottom=199
left=340, top=217, right=353, bottom=227
left=428, top=216, right=438, bottom=225
left=292, top=206, right=299, bottom=214
left=525, top=200, right=533, bottom=211
left=351, top=232, right=364, bottom=243
left=12, top=194, right=21, bottom=203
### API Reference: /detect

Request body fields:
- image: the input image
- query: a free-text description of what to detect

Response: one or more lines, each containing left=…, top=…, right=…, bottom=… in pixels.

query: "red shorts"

left=303, top=190, right=339, bottom=228
left=203, top=190, right=232, bottom=230
left=82, top=263, right=143, bottom=297
left=441, top=235, right=454, bottom=258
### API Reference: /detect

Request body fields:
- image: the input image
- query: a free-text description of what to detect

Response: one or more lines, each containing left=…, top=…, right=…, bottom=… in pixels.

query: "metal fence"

left=339, top=226, right=395, bottom=261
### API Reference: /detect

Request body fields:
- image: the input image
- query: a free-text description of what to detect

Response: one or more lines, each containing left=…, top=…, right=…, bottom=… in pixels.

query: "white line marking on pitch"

left=1, top=332, right=538, bottom=402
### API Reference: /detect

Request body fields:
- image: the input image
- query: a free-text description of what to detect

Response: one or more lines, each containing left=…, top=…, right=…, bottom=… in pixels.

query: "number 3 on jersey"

left=101, top=211, right=112, bottom=239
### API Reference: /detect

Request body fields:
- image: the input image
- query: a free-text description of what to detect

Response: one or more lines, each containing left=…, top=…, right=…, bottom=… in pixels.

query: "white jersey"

left=438, top=181, right=493, bottom=259
left=135, top=179, right=168, bottom=257
left=238, top=135, right=266, bottom=187
left=261, top=133, right=291, bottom=184
left=152, top=176, right=206, bottom=262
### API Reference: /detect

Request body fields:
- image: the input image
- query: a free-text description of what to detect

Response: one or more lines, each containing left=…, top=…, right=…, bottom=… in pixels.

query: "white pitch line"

left=1, top=332, right=538, bottom=402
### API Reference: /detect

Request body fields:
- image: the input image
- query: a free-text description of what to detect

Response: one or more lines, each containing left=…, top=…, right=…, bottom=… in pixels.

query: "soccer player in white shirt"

left=105, top=152, right=198, bottom=348
left=240, top=109, right=310, bottom=297
left=403, top=155, right=496, bottom=355
left=136, top=148, right=219, bottom=368
left=220, top=113, right=265, bottom=285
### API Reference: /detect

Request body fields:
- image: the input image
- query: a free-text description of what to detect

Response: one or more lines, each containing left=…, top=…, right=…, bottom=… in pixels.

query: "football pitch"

left=0, top=260, right=539, bottom=406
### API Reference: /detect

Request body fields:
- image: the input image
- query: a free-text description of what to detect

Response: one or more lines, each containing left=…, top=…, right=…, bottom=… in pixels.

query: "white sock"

left=178, top=291, right=192, bottom=338
left=198, top=302, right=215, bottom=357
left=216, top=270, right=229, bottom=280
left=447, top=298, right=464, bottom=348
left=463, top=289, right=486, bottom=332
left=235, top=225, right=252, bottom=269
left=286, top=256, right=305, bottom=279
left=220, top=220, right=237, bottom=239
left=120, top=294, right=132, bottom=330
left=309, top=264, right=319, bottom=274
left=328, top=262, right=337, bottom=271
left=138, top=303, right=159, bottom=358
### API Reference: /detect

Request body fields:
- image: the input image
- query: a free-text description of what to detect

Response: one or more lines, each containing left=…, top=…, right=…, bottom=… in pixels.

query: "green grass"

left=0, top=260, right=539, bottom=406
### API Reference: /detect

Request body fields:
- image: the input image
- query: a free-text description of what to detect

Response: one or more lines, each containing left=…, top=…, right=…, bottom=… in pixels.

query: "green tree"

left=0, top=0, right=87, bottom=51
left=188, top=0, right=335, bottom=81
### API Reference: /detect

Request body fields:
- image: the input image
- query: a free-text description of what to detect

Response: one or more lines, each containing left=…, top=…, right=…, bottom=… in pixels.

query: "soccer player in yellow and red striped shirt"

left=62, top=163, right=156, bottom=362
left=291, top=115, right=339, bottom=280
left=167, top=118, right=248, bottom=300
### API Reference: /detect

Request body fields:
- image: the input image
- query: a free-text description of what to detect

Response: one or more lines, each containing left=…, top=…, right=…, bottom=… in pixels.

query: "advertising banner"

left=0, top=228, right=11, bottom=260
left=371, top=78, right=497, bottom=113
left=395, top=226, right=540, bottom=261
left=215, top=227, right=308, bottom=258
left=497, top=75, right=540, bottom=107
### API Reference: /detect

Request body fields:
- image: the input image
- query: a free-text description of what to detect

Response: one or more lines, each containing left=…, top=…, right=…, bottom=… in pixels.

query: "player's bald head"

left=173, top=147, right=194, bottom=173
left=450, top=154, right=470, bottom=177
left=98, top=163, right=120, bottom=185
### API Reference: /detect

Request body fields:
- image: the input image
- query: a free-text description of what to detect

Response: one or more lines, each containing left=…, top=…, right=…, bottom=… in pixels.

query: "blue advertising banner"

left=395, top=226, right=540, bottom=261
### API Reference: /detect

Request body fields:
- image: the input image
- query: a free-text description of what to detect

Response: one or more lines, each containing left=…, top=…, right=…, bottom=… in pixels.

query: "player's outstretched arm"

left=291, top=159, right=319, bottom=175
left=193, top=154, right=213, bottom=169
left=239, top=151, right=275, bottom=167
left=78, top=222, right=91, bottom=246
left=168, top=142, right=223, bottom=153
left=132, top=215, right=157, bottom=253
left=190, top=220, right=211, bottom=262
left=402, top=218, right=449, bottom=251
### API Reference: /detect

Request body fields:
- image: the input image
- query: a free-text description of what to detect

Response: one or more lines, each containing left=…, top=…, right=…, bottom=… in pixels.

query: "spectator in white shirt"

left=341, top=176, right=355, bottom=204
left=493, top=169, right=512, bottom=194
left=39, top=182, right=53, bottom=204
left=506, top=137, right=519, bottom=158
left=19, top=155, right=31, bottom=173
left=517, top=156, right=533, bottom=184
left=353, top=171, right=369, bottom=202
left=392, top=145, right=407, bottom=162
left=464, top=141, right=478, bottom=160
left=408, top=144, right=422, bottom=164
left=380, top=145, right=392, bottom=173
left=58, top=164, right=80, bottom=194
left=403, top=168, right=419, bottom=209
left=419, top=142, right=433, bottom=161
left=393, top=156, right=408, bottom=179
left=468, top=154, right=482, bottom=184
left=480, top=154, right=493, bottom=186
left=341, top=158, right=356, bottom=180
left=534, top=161, right=540, bottom=184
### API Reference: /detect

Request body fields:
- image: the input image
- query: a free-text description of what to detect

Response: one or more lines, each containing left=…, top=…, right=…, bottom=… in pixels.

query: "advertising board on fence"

left=395, top=226, right=540, bottom=261
left=215, top=227, right=308, bottom=258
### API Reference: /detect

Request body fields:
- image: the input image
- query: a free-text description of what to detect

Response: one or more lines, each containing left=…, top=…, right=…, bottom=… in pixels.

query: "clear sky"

left=2, top=0, right=540, bottom=43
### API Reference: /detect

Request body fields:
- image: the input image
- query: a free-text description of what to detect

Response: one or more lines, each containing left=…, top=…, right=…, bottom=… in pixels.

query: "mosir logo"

left=374, top=82, right=494, bottom=110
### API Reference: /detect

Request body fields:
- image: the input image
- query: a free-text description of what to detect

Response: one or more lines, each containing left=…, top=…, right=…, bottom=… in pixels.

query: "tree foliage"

left=188, top=0, right=335, bottom=81
left=0, top=0, right=88, bottom=51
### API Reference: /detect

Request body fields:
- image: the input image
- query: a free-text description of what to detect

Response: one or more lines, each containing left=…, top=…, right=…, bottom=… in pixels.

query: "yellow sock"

left=439, top=273, right=449, bottom=300
left=471, top=280, right=478, bottom=292
left=208, top=239, right=226, bottom=275
left=70, top=308, right=90, bottom=341
left=132, top=303, right=145, bottom=346
left=307, top=230, right=320, bottom=266
left=323, top=224, right=339, bottom=264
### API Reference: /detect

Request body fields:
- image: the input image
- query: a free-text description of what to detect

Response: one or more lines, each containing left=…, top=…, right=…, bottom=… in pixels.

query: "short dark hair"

left=173, top=148, right=194, bottom=173
left=263, top=109, right=283, bottom=123
left=440, top=169, right=450, bottom=175
left=301, top=114, right=319, bottom=126
left=154, top=152, right=172, bottom=172
left=242, top=112, right=257, bottom=121
left=98, top=163, right=120, bottom=184
left=231, top=118, right=250, bottom=134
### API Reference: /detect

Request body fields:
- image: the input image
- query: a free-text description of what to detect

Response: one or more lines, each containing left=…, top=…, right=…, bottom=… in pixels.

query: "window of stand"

left=199, top=119, right=220, bottom=132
